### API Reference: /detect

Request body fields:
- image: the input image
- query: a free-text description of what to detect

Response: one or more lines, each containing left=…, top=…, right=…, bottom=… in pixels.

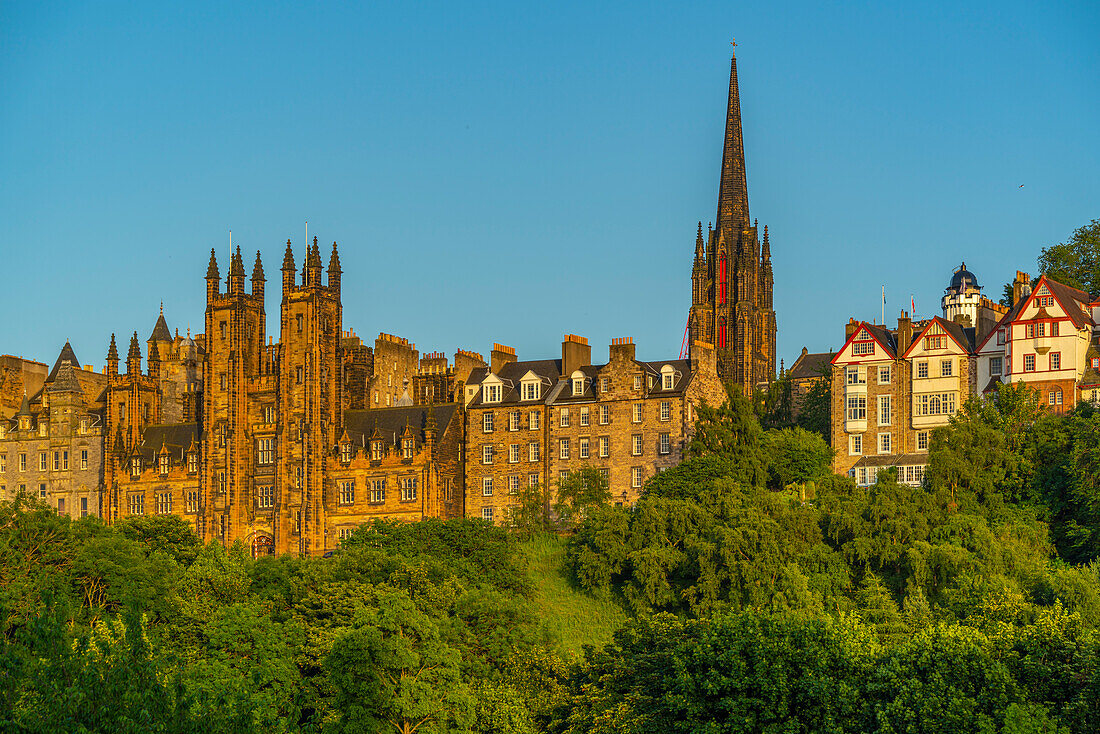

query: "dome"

left=948, top=262, right=979, bottom=292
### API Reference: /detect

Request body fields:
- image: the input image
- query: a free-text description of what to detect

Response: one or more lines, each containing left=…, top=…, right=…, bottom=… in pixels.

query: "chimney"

left=561, top=334, right=591, bottom=377
left=845, top=318, right=860, bottom=340
left=897, top=312, right=913, bottom=354
left=609, top=337, right=636, bottom=363
left=1012, top=271, right=1032, bottom=306
left=689, top=340, right=716, bottom=375
left=490, top=343, right=516, bottom=374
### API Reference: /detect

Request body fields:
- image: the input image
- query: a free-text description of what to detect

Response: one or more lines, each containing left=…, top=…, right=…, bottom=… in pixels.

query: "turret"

left=281, top=239, right=296, bottom=297
left=106, top=333, right=119, bottom=376
left=227, top=245, right=246, bottom=294
left=328, top=241, right=342, bottom=293
left=126, top=332, right=141, bottom=376
left=206, top=249, right=220, bottom=301
left=252, top=251, right=265, bottom=299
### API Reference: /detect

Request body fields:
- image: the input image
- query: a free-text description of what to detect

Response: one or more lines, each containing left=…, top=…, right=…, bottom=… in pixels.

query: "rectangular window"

left=53, top=451, right=60, bottom=471
left=632, top=434, right=643, bottom=456
left=258, top=438, right=275, bottom=465
left=599, top=436, right=610, bottom=458
left=579, top=437, right=589, bottom=459
left=1024, top=354, right=1036, bottom=372
left=187, top=452, right=198, bottom=473
left=600, top=376, right=609, bottom=392
left=220, top=373, right=227, bottom=390
left=402, top=439, right=414, bottom=459
left=509, top=444, right=520, bottom=463
left=990, top=356, right=1002, bottom=376
left=559, top=439, right=570, bottom=460
left=852, top=340, right=875, bottom=356
left=339, top=481, right=355, bottom=505
left=529, top=473, right=539, bottom=487
left=62, top=451, right=68, bottom=471
left=659, top=401, right=671, bottom=421
left=846, top=395, right=867, bottom=421
left=632, top=404, right=643, bottom=423
left=925, top=335, right=946, bottom=350
left=509, top=411, right=521, bottom=431
left=913, top=392, right=958, bottom=416
left=1052, top=321, right=1059, bottom=336
left=80, top=497, right=88, bottom=518
left=186, top=490, right=199, bottom=513
left=522, top=381, right=540, bottom=401
left=482, top=477, right=493, bottom=497
left=633, top=375, right=642, bottom=390
left=878, top=395, right=892, bottom=426
left=400, top=476, right=418, bottom=501
left=599, top=404, right=610, bottom=425
left=878, top=433, right=892, bottom=454
left=79, top=418, right=88, bottom=435
left=1050, top=352, right=1061, bottom=371
left=528, top=411, right=540, bottom=430
left=78, top=449, right=87, bottom=470
left=263, top=406, right=275, bottom=423
left=659, top=433, right=671, bottom=455
left=917, top=361, right=929, bottom=379
left=58, top=498, right=65, bottom=513
left=128, top=494, right=145, bottom=516
left=0, top=454, right=5, bottom=473
left=19, top=453, right=25, bottom=472
left=849, top=434, right=862, bottom=455
left=159, top=455, right=170, bottom=475
left=39, top=453, right=47, bottom=471
left=917, top=431, right=929, bottom=451
left=508, top=475, right=520, bottom=494
left=941, top=359, right=953, bottom=377
left=370, top=479, right=386, bottom=503
left=580, top=407, right=589, bottom=426
left=482, top=445, right=494, bottom=465
left=631, top=466, right=643, bottom=488
left=878, top=365, right=892, bottom=384
left=483, top=413, right=494, bottom=433
left=846, top=366, right=866, bottom=385
left=482, top=506, right=494, bottom=522
left=483, top=384, right=502, bottom=403
left=528, top=442, right=540, bottom=462
left=156, top=492, right=172, bottom=514
left=560, top=409, right=570, bottom=427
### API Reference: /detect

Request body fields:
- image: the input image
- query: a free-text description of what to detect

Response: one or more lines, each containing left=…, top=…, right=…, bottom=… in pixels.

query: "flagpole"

left=882, top=285, right=885, bottom=326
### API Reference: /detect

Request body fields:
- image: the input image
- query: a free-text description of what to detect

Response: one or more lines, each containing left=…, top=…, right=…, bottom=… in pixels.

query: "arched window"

left=718, top=254, right=727, bottom=305
left=718, top=318, right=727, bottom=349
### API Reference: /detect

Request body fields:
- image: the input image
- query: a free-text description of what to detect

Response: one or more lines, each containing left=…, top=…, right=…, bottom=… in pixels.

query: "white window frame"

left=878, top=395, right=892, bottom=426
left=878, top=432, right=892, bottom=455
left=849, top=434, right=862, bottom=456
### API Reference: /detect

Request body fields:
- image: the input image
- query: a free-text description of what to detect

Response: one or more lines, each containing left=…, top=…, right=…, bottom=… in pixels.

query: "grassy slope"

left=519, top=534, right=628, bottom=658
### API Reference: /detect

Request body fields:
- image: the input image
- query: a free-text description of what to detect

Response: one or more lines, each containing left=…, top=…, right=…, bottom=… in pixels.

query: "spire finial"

left=160, top=301, right=163, bottom=316
left=730, top=38, right=736, bottom=57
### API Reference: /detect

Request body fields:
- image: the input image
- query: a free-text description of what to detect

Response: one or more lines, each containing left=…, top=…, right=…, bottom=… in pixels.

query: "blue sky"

left=1, top=1, right=1097, bottom=371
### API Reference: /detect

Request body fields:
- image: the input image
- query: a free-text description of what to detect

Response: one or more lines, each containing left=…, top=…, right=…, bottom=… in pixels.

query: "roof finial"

left=730, top=38, right=736, bottom=57
left=159, top=301, right=163, bottom=316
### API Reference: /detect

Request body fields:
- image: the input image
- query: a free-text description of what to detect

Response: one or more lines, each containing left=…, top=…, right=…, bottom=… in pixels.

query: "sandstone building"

left=688, top=48, right=777, bottom=393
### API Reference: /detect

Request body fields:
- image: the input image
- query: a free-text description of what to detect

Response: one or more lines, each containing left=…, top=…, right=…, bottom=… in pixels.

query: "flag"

left=882, top=286, right=886, bottom=306
left=911, top=295, right=916, bottom=315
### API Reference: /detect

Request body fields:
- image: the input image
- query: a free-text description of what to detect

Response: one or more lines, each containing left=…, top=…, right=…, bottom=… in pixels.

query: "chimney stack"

left=609, top=337, right=636, bottom=363
left=561, top=334, right=591, bottom=377
left=1012, top=271, right=1032, bottom=306
left=490, top=343, right=516, bottom=374
left=845, top=318, right=860, bottom=341
left=897, top=313, right=913, bottom=354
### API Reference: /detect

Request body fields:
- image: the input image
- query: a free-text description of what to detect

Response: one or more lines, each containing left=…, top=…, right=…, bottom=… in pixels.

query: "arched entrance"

left=250, top=533, right=274, bottom=558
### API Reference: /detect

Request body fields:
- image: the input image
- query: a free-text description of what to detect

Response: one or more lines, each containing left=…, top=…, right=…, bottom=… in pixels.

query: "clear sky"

left=1, top=1, right=1097, bottom=372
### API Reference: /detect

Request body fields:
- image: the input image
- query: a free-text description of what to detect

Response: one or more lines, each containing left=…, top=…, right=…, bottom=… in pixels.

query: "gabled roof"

left=465, top=360, right=562, bottom=407
left=1038, top=276, right=1092, bottom=329
left=343, top=404, right=459, bottom=450
left=789, top=349, right=834, bottom=380
left=133, top=423, right=200, bottom=462
left=831, top=322, right=897, bottom=364
left=901, top=316, right=975, bottom=358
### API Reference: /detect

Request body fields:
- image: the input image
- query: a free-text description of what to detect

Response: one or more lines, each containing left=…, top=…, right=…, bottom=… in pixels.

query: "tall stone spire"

left=716, top=45, right=750, bottom=247
left=694, top=222, right=706, bottom=262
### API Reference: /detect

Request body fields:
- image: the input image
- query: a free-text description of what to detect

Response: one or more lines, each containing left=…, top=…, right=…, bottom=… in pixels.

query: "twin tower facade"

left=688, top=50, right=778, bottom=391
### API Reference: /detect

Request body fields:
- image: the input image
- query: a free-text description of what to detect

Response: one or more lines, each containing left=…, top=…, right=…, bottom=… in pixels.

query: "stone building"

left=688, top=48, right=777, bottom=393
left=787, top=347, right=834, bottom=420
left=463, top=335, right=723, bottom=524
left=0, top=355, right=47, bottom=420
left=0, top=343, right=106, bottom=517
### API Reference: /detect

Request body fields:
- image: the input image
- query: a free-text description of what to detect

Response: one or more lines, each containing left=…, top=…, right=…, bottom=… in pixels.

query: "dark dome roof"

left=949, top=263, right=979, bottom=291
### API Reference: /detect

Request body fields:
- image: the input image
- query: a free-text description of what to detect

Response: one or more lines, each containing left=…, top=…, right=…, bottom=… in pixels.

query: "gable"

left=902, top=318, right=970, bottom=359
left=832, top=324, right=894, bottom=365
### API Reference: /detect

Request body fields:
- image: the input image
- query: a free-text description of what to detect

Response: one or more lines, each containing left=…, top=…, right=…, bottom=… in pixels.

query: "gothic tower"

left=273, top=236, right=343, bottom=556
left=688, top=46, right=777, bottom=393
left=202, top=246, right=267, bottom=544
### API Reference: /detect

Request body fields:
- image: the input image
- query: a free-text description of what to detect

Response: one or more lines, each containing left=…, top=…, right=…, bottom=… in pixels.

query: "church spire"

left=716, top=44, right=750, bottom=246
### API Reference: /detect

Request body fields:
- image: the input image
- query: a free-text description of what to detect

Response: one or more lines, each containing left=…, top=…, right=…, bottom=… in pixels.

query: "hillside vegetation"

left=1, top=381, right=1099, bottom=733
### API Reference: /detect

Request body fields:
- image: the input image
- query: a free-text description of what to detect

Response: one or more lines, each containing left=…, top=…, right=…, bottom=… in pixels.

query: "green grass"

left=519, top=534, right=628, bottom=658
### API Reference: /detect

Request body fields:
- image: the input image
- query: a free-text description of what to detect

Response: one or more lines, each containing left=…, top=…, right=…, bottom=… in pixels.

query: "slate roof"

left=1042, top=277, right=1093, bottom=329
left=343, top=404, right=459, bottom=450
left=861, top=324, right=898, bottom=358
left=465, top=360, right=562, bottom=408
left=46, top=362, right=83, bottom=394
left=149, top=312, right=172, bottom=342
left=789, top=350, right=834, bottom=380
left=133, top=423, right=200, bottom=462
left=934, top=317, right=977, bottom=353
left=47, top=341, right=80, bottom=382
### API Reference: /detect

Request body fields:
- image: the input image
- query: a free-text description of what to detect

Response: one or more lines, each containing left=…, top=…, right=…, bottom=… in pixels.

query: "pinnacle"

left=328, top=241, right=342, bottom=273
left=107, top=333, right=119, bottom=361
left=282, top=239, right=296, bottom=271
left=128, top=332, right=142, bottom=361
left=252, top=250, right=266, bottom=281
left=229, top=245, right=246, bottom=277
left=206, top=248, right=220, bottom=280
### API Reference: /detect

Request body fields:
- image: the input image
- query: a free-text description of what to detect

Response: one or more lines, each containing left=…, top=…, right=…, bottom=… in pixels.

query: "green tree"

left=1037, top=218, right=1100, bottom=298
left=796, top=369, right=832, bottom=439
left=554, top=466, right=612, bottom=528
left=508, top=482, right=555, bottom=536
left=115, top=513, right=202, bottom=566
left=324, top=588, right=475, bottom=734
left=689, top=387, right=767, bottom=489
left=765, top=426, right=834, bottom=488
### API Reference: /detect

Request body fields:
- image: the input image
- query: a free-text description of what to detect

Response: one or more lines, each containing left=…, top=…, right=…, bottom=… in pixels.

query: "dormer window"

left=571, top=371, right=585, bottom=396
left=187, top=452, right=198, bottom=474
left=371, top=441, right=384, bottom=461
left=79, top=419, right=88, bottom=435
left=159, top=455, right=170, bottom=475
left=341, top=443, right=352, bottom=463
left=521, top=381, right=540, bottom=401
left=38, top=423, right=47, bottom=437
left=131, top=458, right=142, bottom=478
left=403, top=439, right=414, bottom=459
left=19, top=417, right=29, bottom=431
left=661, top=365, right=675, bottom=390
left=483, top=384, right=502, bottom=403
